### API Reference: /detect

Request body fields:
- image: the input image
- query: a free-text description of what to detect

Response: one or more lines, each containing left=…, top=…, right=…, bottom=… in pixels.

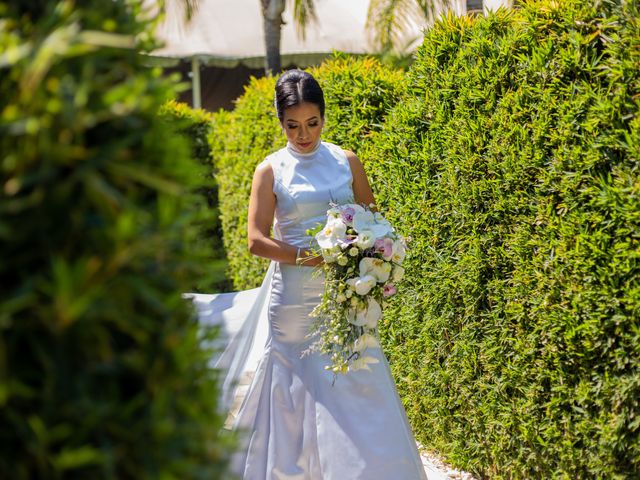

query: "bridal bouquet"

left=305, top=203, right=406, bottom=376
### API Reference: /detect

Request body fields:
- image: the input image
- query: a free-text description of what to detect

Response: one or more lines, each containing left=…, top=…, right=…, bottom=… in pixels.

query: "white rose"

left=391, top=239, right=406, bottom=264
left=391, top=265, right=405, bottom=282
left=346, top=275, right=377, bottom=296
left=359, top=257, right=392, bottom=283
left=355, top=230, right=375, bottom=250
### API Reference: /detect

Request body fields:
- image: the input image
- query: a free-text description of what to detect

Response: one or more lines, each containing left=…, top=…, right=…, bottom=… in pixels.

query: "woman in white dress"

left=195, top=70, right=427, bottom=479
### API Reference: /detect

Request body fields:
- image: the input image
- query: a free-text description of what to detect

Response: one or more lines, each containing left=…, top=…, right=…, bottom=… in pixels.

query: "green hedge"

left=208, top=77, right=281, bottom=291
left=209, top=55, right=405, bottom=290
left=368, top=1, right=639, bottom=477
left=0, top=2, right=231, bottom=478
left=160, top=100, right=229, bottom=292
left=207, top=1, right=639, bottom=475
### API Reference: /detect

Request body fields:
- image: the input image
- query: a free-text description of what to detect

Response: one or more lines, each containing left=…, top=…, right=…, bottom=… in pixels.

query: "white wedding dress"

left=188, top=141, right=427, bottom=480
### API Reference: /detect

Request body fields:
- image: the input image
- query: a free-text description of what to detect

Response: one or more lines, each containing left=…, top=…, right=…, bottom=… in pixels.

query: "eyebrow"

left=286, top=116, right=319, bottom=123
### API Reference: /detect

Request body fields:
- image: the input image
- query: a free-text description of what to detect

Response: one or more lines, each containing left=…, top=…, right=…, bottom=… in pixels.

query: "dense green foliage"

left=209, top=56, right=405, bottom=290
left=368, top=1, right=639, bottom=477
left=311, top=53, right=406, bottom=154
left=208, top=78, right=280, bottom=291
left=0, top=1, right=231, bottom=478
left=209, top=0, right=639, bottom=476
left=160, top=100, right=229, bottom=292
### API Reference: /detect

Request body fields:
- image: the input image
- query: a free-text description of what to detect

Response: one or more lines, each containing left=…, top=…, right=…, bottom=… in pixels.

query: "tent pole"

left=191, top=56, right=201, bottom=109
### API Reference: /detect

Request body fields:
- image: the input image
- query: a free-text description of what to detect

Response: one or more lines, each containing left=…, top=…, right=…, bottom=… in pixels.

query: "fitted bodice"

left=265, top=140, right=354, bottom=248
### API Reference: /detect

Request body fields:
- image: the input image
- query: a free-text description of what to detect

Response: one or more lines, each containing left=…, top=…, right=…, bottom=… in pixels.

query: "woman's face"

left=281, top=101, right=324, bottom=153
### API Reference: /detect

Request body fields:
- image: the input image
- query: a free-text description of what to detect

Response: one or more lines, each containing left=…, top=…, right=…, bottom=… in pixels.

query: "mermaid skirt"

left=217, top=263, right=428, bottom=480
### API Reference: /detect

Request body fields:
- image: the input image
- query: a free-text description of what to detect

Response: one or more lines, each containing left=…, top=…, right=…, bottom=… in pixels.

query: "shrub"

left=311, top=53, right=406, bottom=155
left=0, top=1, right=232, bottom=478
left=210, top=55, right=405, bottom=290
left=209, top=77, right=281, bottom=290
left=160, top=100, right=229, bottom=292
left=367, top=1, right=640, bottom=477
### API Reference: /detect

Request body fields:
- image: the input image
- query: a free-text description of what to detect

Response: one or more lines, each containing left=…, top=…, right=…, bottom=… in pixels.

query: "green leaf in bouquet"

left=305, top=223, right=324, bottom=237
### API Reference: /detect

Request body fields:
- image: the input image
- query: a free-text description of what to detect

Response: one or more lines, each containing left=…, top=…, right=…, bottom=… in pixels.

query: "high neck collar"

left=286, top=140, right=322, bottom=158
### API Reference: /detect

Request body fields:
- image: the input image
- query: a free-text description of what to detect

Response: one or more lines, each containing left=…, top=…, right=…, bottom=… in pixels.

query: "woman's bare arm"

left=344, top=150, right=376, bottom=209
left=247, top=162, right=321, bottom=266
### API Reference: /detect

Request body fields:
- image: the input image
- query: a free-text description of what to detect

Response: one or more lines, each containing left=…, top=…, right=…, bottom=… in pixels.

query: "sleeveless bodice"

left=265, top=141, right=354, bottom=248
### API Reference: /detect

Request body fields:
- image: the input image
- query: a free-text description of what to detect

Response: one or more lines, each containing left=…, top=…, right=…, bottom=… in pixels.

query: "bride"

left=191, top=69, right=427, bottom=479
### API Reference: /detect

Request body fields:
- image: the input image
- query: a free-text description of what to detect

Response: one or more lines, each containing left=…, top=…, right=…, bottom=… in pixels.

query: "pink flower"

left=374, top=238, right=394, bottom=259
left=339, top=235, right=357, bottom=247
left=341, top=206, right=356, bottom=224
left=382, top=283, right=397, bottom=297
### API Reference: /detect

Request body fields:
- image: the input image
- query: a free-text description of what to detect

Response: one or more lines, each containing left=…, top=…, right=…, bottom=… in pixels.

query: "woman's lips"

left=297, top=141, right=312, bottom=149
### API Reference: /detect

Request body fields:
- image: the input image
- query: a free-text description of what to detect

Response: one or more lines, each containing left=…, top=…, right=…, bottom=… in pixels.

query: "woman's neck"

left=286, top=140, right=322, bottom=157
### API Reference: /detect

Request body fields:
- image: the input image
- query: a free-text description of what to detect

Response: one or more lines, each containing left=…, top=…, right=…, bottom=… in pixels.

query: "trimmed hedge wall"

left=209, top=55, right=405, bottom=290
left=208, top=78, right=281, bottom=291
left=368, top=1, right=639, bottom=478
left=208, top=1, right=638, bottom=476
left=160, top=100, right=229, bottom=292
left=0, top=2, right=231, bottom=478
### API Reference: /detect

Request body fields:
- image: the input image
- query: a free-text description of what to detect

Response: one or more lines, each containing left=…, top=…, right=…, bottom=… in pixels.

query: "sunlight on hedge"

left=207, top=0, right=638, bottom=477
left=368, top=0, right=639, bottom=477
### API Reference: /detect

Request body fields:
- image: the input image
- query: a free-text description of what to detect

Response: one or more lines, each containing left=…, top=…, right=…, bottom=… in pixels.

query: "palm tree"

left=366, top=0, right=454, bottom=52
left=261, top=0, right=317, bottom=75
left=367, top=1, right=517, bottom=53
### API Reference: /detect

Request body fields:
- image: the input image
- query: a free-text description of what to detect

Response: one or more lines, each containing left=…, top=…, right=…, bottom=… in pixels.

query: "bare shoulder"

left=341, top=148, right=375, bottom=206
left=342, top=149, right=366, bottom=173
left=253, top=160, right=274, bottom=181
left=342, top=149, right=360, bottom=162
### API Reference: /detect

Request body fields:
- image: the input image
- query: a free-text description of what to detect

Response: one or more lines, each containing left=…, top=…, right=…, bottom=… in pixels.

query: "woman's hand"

left=296, top=250, right=324, bottom=268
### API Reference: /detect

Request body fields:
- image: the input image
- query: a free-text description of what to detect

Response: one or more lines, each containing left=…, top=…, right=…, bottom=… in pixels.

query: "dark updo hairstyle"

left=274, top=69, right=325, bottom=121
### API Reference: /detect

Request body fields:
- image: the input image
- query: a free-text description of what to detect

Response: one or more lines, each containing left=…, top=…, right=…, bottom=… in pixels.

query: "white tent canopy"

left=151, top=0, right=424, bottom=70
left=147, top=1, right=510, bottom=108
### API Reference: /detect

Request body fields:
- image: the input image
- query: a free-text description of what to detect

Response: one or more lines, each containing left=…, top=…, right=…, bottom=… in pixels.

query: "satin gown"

left=190, top=141, right=427, bottom=480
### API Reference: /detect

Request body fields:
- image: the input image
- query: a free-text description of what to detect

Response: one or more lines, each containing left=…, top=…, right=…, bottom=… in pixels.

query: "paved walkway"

left=419, top=447, right=477, bottom=480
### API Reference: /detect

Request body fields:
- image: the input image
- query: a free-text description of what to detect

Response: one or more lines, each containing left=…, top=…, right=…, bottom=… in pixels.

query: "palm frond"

left=181, top=0, right=200, bottom=20
left=290, top=0, right=318, bottom=41
left=415, top=0, right=454, bottom=21
left=366, top=0, right=455, bottom=52
left=159, top=0, right=201, bottom=21
left=366, top=0, right=424, bottom=52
